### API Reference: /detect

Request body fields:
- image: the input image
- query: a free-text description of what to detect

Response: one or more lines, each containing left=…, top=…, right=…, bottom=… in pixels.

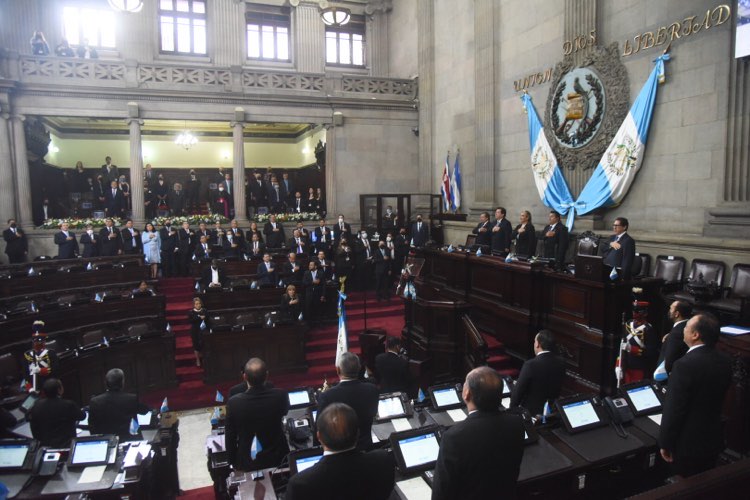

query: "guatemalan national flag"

left=440, top=154, right=452, bottom=212
left=520, top=93, right=574, bottom=217
left=571, top=54, right=670, bottom=227
left=450, top=152, right=462, bottom=212
left=335, top=291, right=348, bottom=365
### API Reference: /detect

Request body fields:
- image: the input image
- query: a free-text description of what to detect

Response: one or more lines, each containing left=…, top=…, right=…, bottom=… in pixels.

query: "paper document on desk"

left=392, top=418, right=412, bottom=432
left=396, top=477, right=432, bottom=500
left=648, top=414, right=662, bottom=426
left=447, top=409, right=467, bottom=422
left=78, top=465, right=106, bottom=484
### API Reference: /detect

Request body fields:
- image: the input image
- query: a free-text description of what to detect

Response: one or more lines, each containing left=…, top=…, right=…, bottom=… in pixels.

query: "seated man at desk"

left=257, top=253, right=278, bottom=286
left=131, top=280, right=156, bottom=297
left=29, top=378, right=86, bottom=448
left=286, top=403, right=395, bottom=500
left=200, top=259, right=227, bottom=290
left=510, top=330, right=565, bottom=416
left=88, top=368, right=150, bottom=441
left=432, top=366, right=524, bottom=500
left=225, top=358, right=289, bottom=471
left=317, top=352, right=378, bottom=451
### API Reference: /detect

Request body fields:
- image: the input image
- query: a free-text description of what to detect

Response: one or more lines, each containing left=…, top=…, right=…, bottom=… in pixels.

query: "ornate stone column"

left=295, top=1, right=325, bottom=74
left=325, top=124, right=336, bottom=217
left=10, top=115, right=32, bottom=228
left=366, top=1, right=393, bottom=76
left=0, top=110, right=16, bottom=225
left=473, top=0, right=496, bottom=209
left=417, top=0, right=434, bottom=194
left=127, top=104, right=145, bottom=223
left=231, top=108, right=247, bottom=221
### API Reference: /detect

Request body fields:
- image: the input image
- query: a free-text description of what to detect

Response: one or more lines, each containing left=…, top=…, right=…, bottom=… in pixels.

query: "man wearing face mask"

left=355, top=230, right=374, bottom=291
left=374, top=240, right=392, bottom=301
left=4, top=218, right=28, bottom=264
left=333, top=214, right=352, bottom=246
left=410, top=214, right=429, bottom=247
left=393, top=228, right=409, bottom=274
left=383, top=205, right=398, bottom=230
left=185, top=169, right=201, bottom=214
left=79, top=223, right=98, bottom=258
left=267, top=176, right=283, bottom=213
left=159, top=220, right=178, bottom=278
left=212, top=184, right=231, bottom=218
left=168, top=183, right=186, bottom=217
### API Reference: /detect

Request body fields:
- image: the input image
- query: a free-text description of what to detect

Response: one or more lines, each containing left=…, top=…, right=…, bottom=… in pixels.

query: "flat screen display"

left=433, top=387, right=460, bottom=408
left=562, top=400, right=600, bottom=429
left=288, top=390, right=311, bottom=407
left=398, top=432, right=440, bottom=469
left=137, top=411, right=152, bottom=426
left=626, top=385, right=661, bottom=413
left=294, top=454, right=322, bottom=473
left=377, top=396, right=405, bottom=419
left=71, top=439, right=109, bottom=466
left=0, top=444, right=29, bottom=469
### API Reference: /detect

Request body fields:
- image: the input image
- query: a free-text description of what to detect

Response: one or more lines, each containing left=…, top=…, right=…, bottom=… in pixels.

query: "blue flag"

left=129, top=417, right=140, bottom=435
left=336, top=292, right=348, bottom=365
left=215, top=390, right=224, bottom=403
left=653, top=360, right=668, bottom=382
left=210, top=407, right=220, bottom=425
left=417, top=388, right=425, bottom=403
left=250, top=436, right=263, bottom=460
left=450, top=152, right=462, bottom=212
left=160, top=397, right=169, bottom=413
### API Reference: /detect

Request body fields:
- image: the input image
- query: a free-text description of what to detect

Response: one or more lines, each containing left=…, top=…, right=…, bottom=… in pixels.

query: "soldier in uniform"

left=24, top=321, right=59, bottom=393
left=617, top=296, right=658, bottom=385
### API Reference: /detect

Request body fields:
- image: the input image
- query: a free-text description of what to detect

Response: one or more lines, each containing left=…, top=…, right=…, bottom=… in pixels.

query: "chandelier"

left=108, top=0, right=144, bottom=13
left=320, top=2, right=351, bottom=27
left=175, top=125, right=198, bottom=150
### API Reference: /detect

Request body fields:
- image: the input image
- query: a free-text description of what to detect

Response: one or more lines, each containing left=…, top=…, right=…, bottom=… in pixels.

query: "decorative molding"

left=242, top=71, right=324, bottom=91
left=341, top=76, right=415, bottom=96
left=139, top=65, right=231, bottom=86
left=21, top=58, right=127, bottom=81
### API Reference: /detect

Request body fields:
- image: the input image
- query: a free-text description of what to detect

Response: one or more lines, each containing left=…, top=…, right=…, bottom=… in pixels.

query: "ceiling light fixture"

left=108, top=0, right=144, bottom=13
left=175, top=123, right=198, bottom=150
left=320, top=3, right=351, bottom=27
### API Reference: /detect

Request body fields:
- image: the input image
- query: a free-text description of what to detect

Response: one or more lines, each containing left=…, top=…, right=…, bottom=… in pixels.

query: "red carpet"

left=178, top=485, right=214, bottom=499
left=142, top=280, right=405, bottom=411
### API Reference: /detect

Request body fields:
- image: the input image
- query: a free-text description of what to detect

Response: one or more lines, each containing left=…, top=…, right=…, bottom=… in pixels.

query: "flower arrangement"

left=151, top=214, right=229, bottom=226
left=253, top=212, right=321, bottom=223
left=41, top=217, right=124, bottom=229
left=41, top=214, right=230, bottom=229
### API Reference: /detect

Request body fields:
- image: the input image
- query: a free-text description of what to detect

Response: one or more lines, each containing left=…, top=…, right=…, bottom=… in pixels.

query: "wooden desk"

left=200, top=284, right=340, bottom=321
left=0, top=264, right=149, bottom=297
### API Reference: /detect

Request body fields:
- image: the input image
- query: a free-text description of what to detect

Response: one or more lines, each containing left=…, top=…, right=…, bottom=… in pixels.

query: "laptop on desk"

left=66, top=435, right=118, bottom=469
left=555, top=395, right=608, bottom=434
left=288, top=447, right=324, bottom=476
left=390, top=426, right=442, bottom=499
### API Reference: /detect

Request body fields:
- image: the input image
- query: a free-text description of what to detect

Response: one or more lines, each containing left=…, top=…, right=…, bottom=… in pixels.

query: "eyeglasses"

left=613, top=224, right=623, bottom=227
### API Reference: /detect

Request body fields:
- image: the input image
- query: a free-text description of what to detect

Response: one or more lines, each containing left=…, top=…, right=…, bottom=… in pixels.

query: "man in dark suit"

left=267, top=177, right=283, bottom=213
left=282, top=252, right=303, bottom=286
left=313, top=218, right=333, bottom=257
left=542, top=210, right=569, bottom=269
left=286, top=403, right=395, bottom=500
left=54, top=222, right=79, bottom=259
left=317, top=352, right=379, bottom=451
left=88, top=368, right=150, bottom=441
left=248, top=233, right=265, bottom=259
left=220, top=173, right=235, bottom=212
left=3, top=218, right=27, bottom=264
left=263, top=214, right=285, bottom=248
left=490, top=207, right=513, bottom=256
left=288, top=229, right=308, bottom=255
left=104, top=180, right=125, bottom=218
left=333, top=214, right=352, bottom=246
left=303, top=260, right=326, bottom=322
left=658, top=300, right=692, bottom=377
left=159, top=220, right=178, bottom=277
left=432, top=366, right=525, bottom=500
left=99, top=218, right=122, bottom=256
left=382, top=205, right=398, bottom=231
left=280, top=172, right=294, bottom=207
left=510, top=330, right=566, bottom=416
left=177, top=221, right=195, bottom=276
left=257, top=253, right=278, bottom=286
left=374, top=337, right=410, bottom=394
left=29, top=378, right=85, bottom=448
left=249, top=172, right=268, bottom=210
left=602, top=216, right=636, bottom=279
left=225, top=358, right=290, bottom=471
left=194, top=235, right=212, bottom=263
left=659, top=313, right=732, bottom=477
left=101, top=156, right=119, bottom=184
left=373, top=241, right=391, bottom=301
left=167, top=183, right=186, bottom=216
left=120, top=219, right=142, bottom=255
left=471, top=211, right=491, bottom=249
left=79, top=224, right=99, bottom=258
left=409, top=214, right=429, bottom=247
left=200, top=259, right=227, bottom=290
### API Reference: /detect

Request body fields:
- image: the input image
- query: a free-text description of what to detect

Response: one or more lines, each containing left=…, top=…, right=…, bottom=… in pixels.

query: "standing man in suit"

left=315, top=250, right=334, bottom=281
left=303, top=260, right=326, bottom=322
left=280, top=172, right=294, bottom=208
left=373, top=241, right=391, bottom=301
left=659, top=313, right=732, bottom=477
left=382, top=205, right=398, bottom=231
left=248, top=233, right=265, bottom=259
left=510, top=330, right=566, bottom=416
left=471, top=212, right=491, bottom=249
left=99, top=218, right=122, bottom=256
left=220, top=173, right=235, bottom=213
left=168, top=183, right=186, bottom=217
left=120, top=219, right=142, bottom=255
left=4, top=218, right=27, bottom=264
left=288, top=229, right=308, bottom=256
left=267, top=177, right=283, bottom=213
left=432, top=366, right=525, bottom=500
left=257, top=253, right=277, bottom=286
left=375, top=337, right=410, bottom=394
left=542, top=210, right=569, bottom=269
left=177, top=221, right=195, bottom=276
left=409, top=214, right=429, bottom=247
left=225, top=358, right=290, bottom=471
left=602, top=217, right=636, bottom=279
left=29, top=378, right=86, bottom=449
left=333, top=214, right=352, bottom=247
left=104, top=180, right=125, bottom=218
left=658, top=300, right=692, bottom=377
left=313, top=218, right=333, bottom=257
left=159, top=220, right=178, bottom=278
left=282, top=252, right=303, bottom=286
left=317, top=352, right=379, bottom=451
left=101, top=156, right=118, bottom=184
left=194, top=235, right=212, bottom=263
left=286, top=403, right=395, bottom=500
left=80, top=224, right=99, bottom=258
left=54, top=222, right=79, bottom=259
left=490, top=207, right=513, bottom=256
left=88, top=368, right=150, bottom=441
left=249, top=172, right=268, bottom=211
left=263, top=214, right=285, bottom=248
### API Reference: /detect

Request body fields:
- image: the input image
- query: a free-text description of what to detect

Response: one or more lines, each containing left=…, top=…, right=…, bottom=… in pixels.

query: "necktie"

left=418, top=222, right=421, bottom=231
left=204, top=244, right=207, bottom=252
left=109, top=228, right=112, bottom=234
left=112, top=189, right=116, bottom=196
left=226, top=182, right=231, bottom=194
left=254, top=242, right=258, bottom=251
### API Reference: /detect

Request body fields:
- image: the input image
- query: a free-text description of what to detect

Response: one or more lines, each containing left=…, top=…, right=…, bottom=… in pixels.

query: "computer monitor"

left=0, top=440, right=34, bottom=471
left=555, top=395, right=606, bottom=434
left=622, top=381, right=663, bottom=416
left=287, top=388, right=314, bottom=409
left=289, top=447, right=324, bottom=476
left=428, top=384, right=463, bottom=410
left=67, top=436, right=117, bottom=468
left=20, top=393, right=38, bottom=414
left=389, top=426, right=442, bottom=475
left=376, top=393, right=410, bottom=421
left=137, top=411, right=153, bottom=427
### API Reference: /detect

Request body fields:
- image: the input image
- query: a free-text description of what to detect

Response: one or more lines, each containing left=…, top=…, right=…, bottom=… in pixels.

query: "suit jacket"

left=280, top=179, right=294, bottom=204
left=104, top=187, right=125, bottom=216
left=659, top=320, right=689, bottom=375
left=99, top=227, right=122, bottom=256
left=602, top=232, right=636, bottom=279
left=432, top=410, right=525, bottom=500
left=88, top=390, right=150, bottom=441
left=510, top=351, right=566, bottom=416
left=194, top=242, right=212, bottom=262
left=542, top=223, right=569, bottom=265
left=201, top=266, right=227, bottom=289
left=249, top=178, right=268, bottom=206
left=54, top=231, right=79, bottom=259
left=177, top=228, right=196, bottom=254
left=288, top=236, right=308, bottom=255
left=101, top=164, right=119, bottom=184
left=410, top=221, right=429, bottom=247
left=263, top=221, right=285, bottom=248
left=513, top=223, right=537, bottom=257
left=375, top=352, right=410, bottom=394
left=313, top=226, right=333, bottom=252
left=289, top=196, right=305, bottom=213
left=257, top=260, right=278, bottom=285
left=79, top=232, right=99, bottom=258
left=286, top=449, right=395, bottom=500
left=283, top=261, right=303, bottom=284
left=3, top=228, right=27, bottom=260
left=248, top=240, right=266, bottom=259
left=333, top=222, right=352, bottom=244
left=317, top=380, right=379, bottom=451
left=281, top=293, right=302, bottom=319
left=490, top=218, right=513, bottom=255
left=659, top=346, right=732, bottom=460
left=29, top=396, right=86, bottom=448
left=225, top=386, right=290, bottom=471
left=167, top=190, right=185, bottom=216
left=373, top=248, right=391, bottom=276
left=159, top=226, right=178, bottom=253
left=471, top=221, right=491, bottom=247
left=121, top=227, right=142, bottom=254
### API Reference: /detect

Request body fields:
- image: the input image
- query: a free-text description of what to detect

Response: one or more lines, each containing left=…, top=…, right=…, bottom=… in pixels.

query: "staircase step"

left=480, top=332, right=504, bottom=351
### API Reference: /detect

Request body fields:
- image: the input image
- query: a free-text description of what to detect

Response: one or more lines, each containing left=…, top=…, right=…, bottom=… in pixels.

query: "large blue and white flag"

left=450, top=152, right=462, bottom=212
left=520, top=93, right=574, bottom=217
left=571, top=54, right=670, bottom=228
left=335, top=291, right=348, bottom=365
